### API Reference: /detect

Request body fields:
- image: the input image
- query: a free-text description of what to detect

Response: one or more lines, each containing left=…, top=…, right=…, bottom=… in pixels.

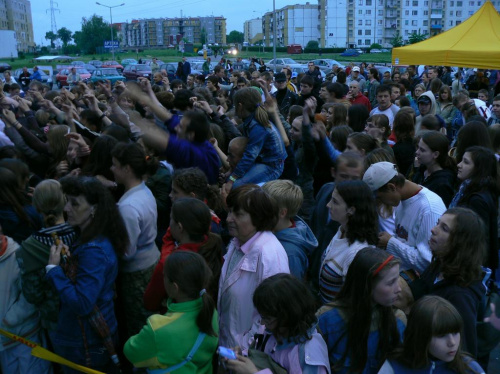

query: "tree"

left=227, top=30, right=244, bottom=44
left=57, top=27, right=73, bottom=48
left=389, top=31, right=403, bottom=48
left=74, top=14, right=116, bottom=54
left=369, top=43, right=383, bottom=50
left=306, top=40, right=319, bottom=49
left=408, top=31, right=427, bottom=44
left=45, top=31, right=58, bottom=48
left=200, top=27, right=206, bottom=45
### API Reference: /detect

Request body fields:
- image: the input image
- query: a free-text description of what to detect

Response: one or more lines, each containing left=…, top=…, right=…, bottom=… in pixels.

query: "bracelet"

left=229, top=175, right=237, bottom=183
left=14, top=121, right=22, bottom=130
left=99, top=113, right=106, bottom=120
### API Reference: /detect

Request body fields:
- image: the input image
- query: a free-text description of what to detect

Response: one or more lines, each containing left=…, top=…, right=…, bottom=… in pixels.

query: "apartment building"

left=319, top=0, right=500, bottom=48
left=121, top=16, right=226, bottom=48
left=0, top=0, right=34, bottom=52
left=262, top=2, right=320, bottom=47
left=244, top=18, right=263, bottom=44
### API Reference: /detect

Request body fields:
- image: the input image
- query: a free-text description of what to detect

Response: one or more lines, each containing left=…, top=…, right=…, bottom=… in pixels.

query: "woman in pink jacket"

left=218, top=185, right=290, bottom=351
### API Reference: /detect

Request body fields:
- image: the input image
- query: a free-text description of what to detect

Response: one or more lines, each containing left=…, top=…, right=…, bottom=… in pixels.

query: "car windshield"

left=76, top=69, right=89, bottom=74
left=135, top=65, right=149, bottom=71
left=101, top=69, right=119, bottom=75
left=283, top=58, right=297, bottom=64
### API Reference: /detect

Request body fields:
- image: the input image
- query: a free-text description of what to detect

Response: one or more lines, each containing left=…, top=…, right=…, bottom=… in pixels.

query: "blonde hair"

left=33, top=179, right=65, bottom=227
left=262, top=179, right=303, bottom=219
left=233, top=87, right=270, bottom=128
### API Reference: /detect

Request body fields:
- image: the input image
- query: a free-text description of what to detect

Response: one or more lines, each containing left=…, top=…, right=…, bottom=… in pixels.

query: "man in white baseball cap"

left=363, top=162, right=445, bottom=273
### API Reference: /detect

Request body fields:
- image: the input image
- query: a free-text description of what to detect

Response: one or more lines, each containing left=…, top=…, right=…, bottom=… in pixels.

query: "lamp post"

left=96, top=2, right=125, bottom=61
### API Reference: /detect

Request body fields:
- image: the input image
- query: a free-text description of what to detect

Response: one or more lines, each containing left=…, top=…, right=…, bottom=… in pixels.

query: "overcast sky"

left=31, top=0, right=313, bottom=46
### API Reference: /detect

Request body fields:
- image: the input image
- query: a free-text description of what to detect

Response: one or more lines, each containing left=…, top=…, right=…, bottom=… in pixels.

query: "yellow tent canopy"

left=392, top=1, right=500, bottom=69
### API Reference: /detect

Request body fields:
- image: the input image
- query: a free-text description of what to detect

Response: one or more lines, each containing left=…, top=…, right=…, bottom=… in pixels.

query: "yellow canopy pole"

left=0, top=327, right=106, bottom=374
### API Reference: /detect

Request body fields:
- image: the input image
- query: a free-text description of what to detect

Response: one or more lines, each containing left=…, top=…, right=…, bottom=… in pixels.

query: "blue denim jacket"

left=232, top=113, right=287, bottom=179
left=46, top=237, right=118, bottom=347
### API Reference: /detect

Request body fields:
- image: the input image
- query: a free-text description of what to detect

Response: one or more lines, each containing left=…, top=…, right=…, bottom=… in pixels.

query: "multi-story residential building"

left=120, top=16, right=226, bottom=48
left=0, top=0, right=34, bottom=52
left=319, top=0, right=500, bottom=48
left=262, top=2, right=320, bottom=47
left=244, top=18, right=263, bottom=44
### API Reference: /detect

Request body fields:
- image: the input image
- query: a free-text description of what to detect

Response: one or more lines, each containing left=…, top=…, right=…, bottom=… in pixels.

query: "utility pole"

left=96, top=2, right=125, bottom=61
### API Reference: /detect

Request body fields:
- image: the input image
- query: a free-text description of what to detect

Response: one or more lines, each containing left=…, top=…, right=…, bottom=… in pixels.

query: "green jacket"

left=124, top=298, right=219, bottom=373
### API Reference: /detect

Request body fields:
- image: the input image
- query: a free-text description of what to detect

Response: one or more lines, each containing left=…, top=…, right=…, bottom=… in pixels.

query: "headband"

left=373, top=255, right=394, bottom=277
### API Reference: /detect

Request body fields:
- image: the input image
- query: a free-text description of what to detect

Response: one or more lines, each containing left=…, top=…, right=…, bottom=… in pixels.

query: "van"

left=287, top=44, right=303, bottom=54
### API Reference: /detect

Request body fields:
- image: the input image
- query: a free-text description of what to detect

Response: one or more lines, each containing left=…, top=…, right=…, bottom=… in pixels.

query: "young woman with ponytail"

left=125, top=251, right=219, bottom=373
left=144, top=198, right=223, bottom=312
left=223, top=87, right=288, bottom=193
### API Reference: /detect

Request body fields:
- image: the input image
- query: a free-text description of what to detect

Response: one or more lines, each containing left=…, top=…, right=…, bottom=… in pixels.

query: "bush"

left=18, top=51, right=25, bottom=59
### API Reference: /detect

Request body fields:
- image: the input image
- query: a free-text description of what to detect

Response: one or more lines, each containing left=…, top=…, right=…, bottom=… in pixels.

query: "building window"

left=358, top=29, right=363, bottom=35
left=365, top=20, right=371, bottom=25
left=378, top=9, right=383, bottom=15
left=412, top=20, right=417, bottom=25
left=405, top=10, right=410, bottom=15
left=424, top=10, right=428, bottom=15
left=456, top=10, right=462, bottom=16
left=423, top=20, right=428, bottom=25
left=365, top=39, right=371, bottom=45
left=457, top=1, right=463, bottom=5
left=412, top=0, right=418, bottom=5
left=359, top=19, right=363, bottom=25
left=358, top=39, right=362, bottom=45
left=366, top=9, right=371, bottom=14
left=412, top=10, right=418, bottom=15
left=405, top=20, right=409, bottom=25
left=365, top=29, right=371, bottom=35
left=358, top=9, right=363, bottom=14
left=366, top=0, right=372, bottom=5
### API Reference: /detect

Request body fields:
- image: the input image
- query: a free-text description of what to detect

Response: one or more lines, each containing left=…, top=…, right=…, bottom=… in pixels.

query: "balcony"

left=385, top=12, right=397, bottom=18
left=431, top=24, right=442, bottom=29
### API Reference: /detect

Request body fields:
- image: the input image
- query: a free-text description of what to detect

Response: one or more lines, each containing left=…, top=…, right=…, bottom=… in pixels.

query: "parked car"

left=70, top=61, right=86, bottom=67
left=381, top=48, right=390, bottom=52
left=55, top=68, right=91, bottom=88
left=311, top=59, right=345, bottom=71
left=159, top=63, right=179, bottom=81
left=142, top=59, right=165, bottom=67
left=267, top=58, right=306, bottom=72
left=197, top=49, right=213, bottom=56
left=340, top=49, right=361, bottom=57
left=14, top=68, right=52, bottom=86
left=370, top=49, right=382, bottom=54
left=0, top=62, right=12, bottom=73
left=84, top=64, right=96, bottom=73
left=121, top=58, right=138, bottom=67
left=190, top=60, right=217, bottom=74
left=102, top=61, right=124, bottom=73
left=289, top=66, right=326, bottom=79
left=374, top=65, right=391, bottom=78
left=90, top=68, right=125, bottom=85
left=122, top=64, right=152, bottom=81
left=88, top=60, right=103, bottom=67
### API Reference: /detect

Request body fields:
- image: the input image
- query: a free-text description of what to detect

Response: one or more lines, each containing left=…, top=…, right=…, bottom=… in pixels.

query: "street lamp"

left=272, top=0, right=276, bottom=72
left=96, top=2, right=125, bottom=61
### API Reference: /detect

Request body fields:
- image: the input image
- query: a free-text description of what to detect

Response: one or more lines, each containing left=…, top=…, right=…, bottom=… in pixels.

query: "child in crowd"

left=124, top=251, right=218, bottom=373
left=379, top=296, right=484, bottom=374
left=225, top=274, right=331, bottom=374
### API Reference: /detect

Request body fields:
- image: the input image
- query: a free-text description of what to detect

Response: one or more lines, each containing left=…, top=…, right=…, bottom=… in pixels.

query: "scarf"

left=449, top=179, right=471, bottom=208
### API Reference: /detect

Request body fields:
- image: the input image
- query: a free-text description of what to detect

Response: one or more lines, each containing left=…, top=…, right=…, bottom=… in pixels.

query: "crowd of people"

left=0, top=55, right=500, bottom=374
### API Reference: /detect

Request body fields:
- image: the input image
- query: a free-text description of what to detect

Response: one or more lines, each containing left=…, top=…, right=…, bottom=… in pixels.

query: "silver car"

left=311, top=59, right=345, bottom=71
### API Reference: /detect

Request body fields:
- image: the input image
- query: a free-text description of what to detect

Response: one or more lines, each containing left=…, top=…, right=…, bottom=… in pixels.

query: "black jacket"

left=411, top=167, right=457, bottom=207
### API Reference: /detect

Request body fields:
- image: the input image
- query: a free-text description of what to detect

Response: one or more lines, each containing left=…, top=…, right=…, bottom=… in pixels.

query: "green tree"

left=408, top=31, right=427, bottom=44
left=57, top=27, right=73, bottom=48
left=45, top=31, right=58, bottom=48
left=74, top=14, right=116, bottom=54
left=369, top=43, right=383, bottom=50
left=200, top=27, right=206, bottom=44
left=389, top=31, right=403, bottom=48
left=227, top=30, right=244, bottom=44
left=306, top=40, right=319, bottom=49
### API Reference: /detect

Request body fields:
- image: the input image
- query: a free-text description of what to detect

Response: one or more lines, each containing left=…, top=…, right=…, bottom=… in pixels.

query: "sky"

left=30, top=0, right=314, bottom=46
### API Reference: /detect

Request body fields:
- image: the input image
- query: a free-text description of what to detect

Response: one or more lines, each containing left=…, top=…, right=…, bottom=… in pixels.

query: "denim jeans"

left=233, top=161, right=284, bottom=188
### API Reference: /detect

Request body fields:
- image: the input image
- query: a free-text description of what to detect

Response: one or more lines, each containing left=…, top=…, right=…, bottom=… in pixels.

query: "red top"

left=143, top=227, right=207, bottom=313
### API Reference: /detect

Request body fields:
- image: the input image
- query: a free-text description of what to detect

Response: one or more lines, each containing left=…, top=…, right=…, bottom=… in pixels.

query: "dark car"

left=122, top=64, right=152, bottom=81
left=340, top=49, right=361, bottom=57
left=197, top=49, right=213, bottom=56
left=0, top=63, right=12, bottom=73
left=159, top=63, right=179, bottom=81
left=102, top=61, right=124, bottom=73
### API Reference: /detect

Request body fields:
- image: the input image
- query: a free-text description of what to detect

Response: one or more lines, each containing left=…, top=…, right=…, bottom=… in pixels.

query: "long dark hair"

left=81, top=135, right=118, bottom=180
left=335, top=181, right=378, bottom=245
left=0, top=167, right=33, bottom=227
left=253, top=274, right=317, bottom=344
left=332, top=248, right=402, bottom=373
left=392, top=296, right=472, bottom=374
left=171, top=198, right=223, bottom=296
left=455, top=121, right=492, bottom=164
left=164, top=251, right=217, bottom=336
left=431, top=207, right=484, bottom=286
left=458, top=146, right=498, bottom=205
left=60, top=176, right=129, bottom=255
left=420, top=131, right=456, bottom=172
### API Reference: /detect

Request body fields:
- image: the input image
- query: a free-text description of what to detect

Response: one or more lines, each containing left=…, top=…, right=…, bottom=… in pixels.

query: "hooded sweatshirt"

left=0, top=236, right=40, bottom=351
left=415, top=91, right=445, bottom=133
left=274, top=216, right=318, bottom=279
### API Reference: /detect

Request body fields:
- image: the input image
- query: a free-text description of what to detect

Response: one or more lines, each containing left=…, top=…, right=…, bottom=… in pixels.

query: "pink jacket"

left=217, top=231, right=290, bottom=350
